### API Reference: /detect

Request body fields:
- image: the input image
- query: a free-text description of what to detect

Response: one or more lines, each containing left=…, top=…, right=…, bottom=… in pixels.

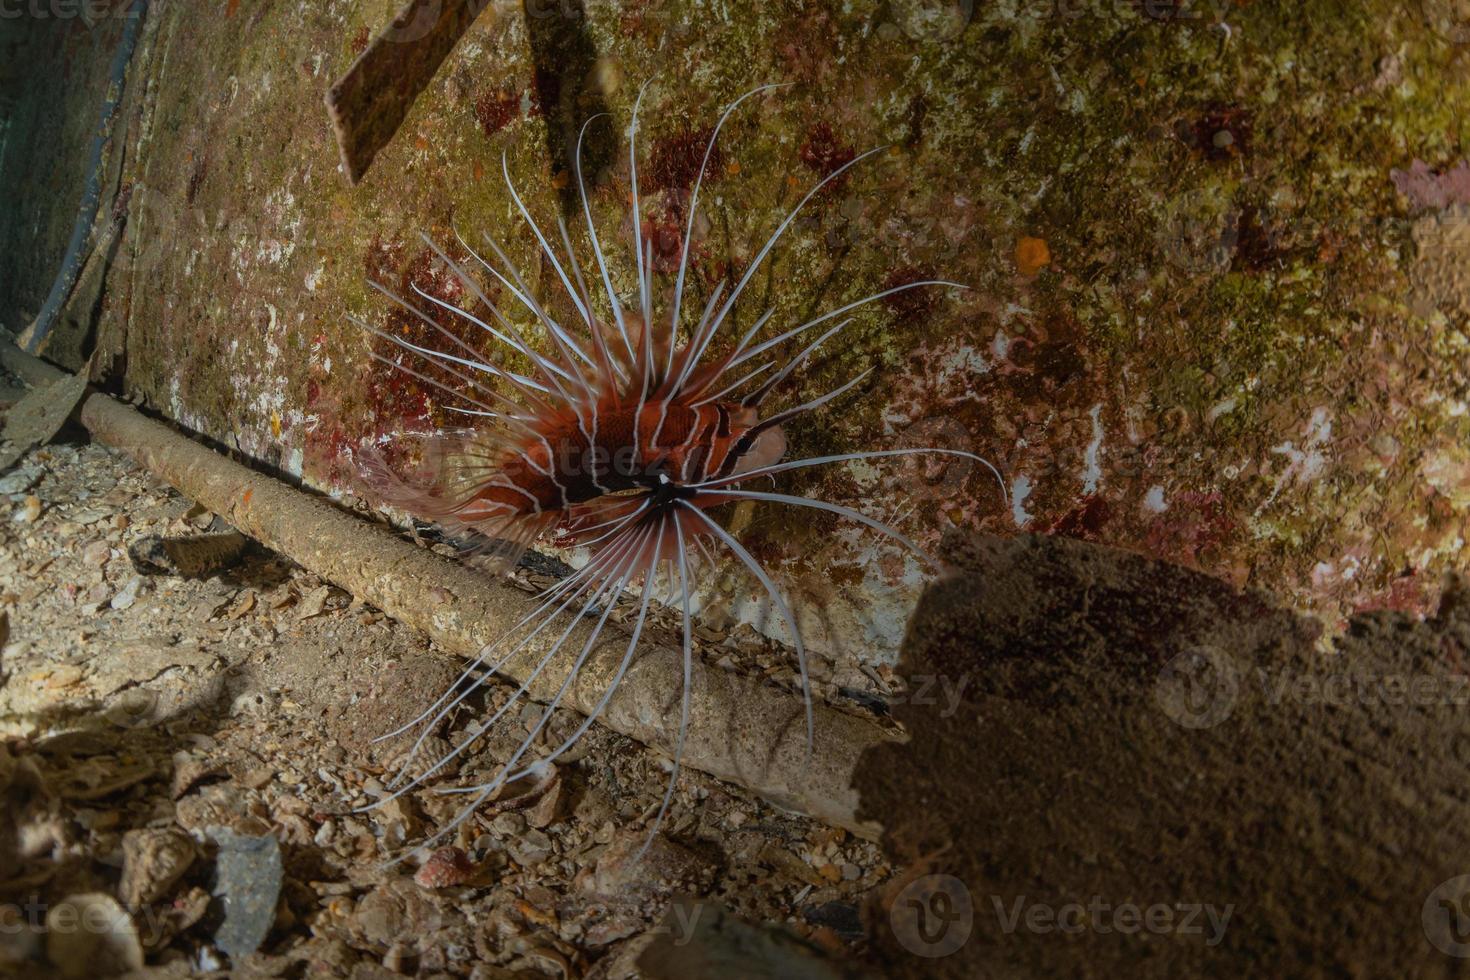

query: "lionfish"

left=348, top=84, right=1001, bottom=856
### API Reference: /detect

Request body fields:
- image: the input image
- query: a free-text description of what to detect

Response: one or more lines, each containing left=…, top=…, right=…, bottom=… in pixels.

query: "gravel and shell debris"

left=0, top=440, right=892, bottom=977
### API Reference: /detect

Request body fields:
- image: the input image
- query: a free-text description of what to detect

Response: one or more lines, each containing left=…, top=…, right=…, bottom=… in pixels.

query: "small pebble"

left=209, top=829, right=283, bottom=959
left=491, top=812, right=525, bottom=836
left=507, top=828, right=552, bottom=867
left=110, top=576, right=144, bottom=611
left=414, top=846, right=477, bottom=888
left=12, top=495, right=41, bottom=523
left=0, top=466, right=40, bottom=495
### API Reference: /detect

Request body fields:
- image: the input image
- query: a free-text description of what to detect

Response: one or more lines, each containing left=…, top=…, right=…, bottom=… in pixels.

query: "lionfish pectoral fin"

left=421, top=479, right=558, bottom=573
left=355, top=445, right=446, bottom=518
left=358, top=442, right=551, bottom=573
left=446, top=511, right=558, bottom=574
left=356, top=426, right=501, bottom=510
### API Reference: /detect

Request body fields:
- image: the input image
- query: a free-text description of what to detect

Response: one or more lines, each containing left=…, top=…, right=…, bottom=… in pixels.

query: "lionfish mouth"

left=345, top=82, right=1005, bottom=861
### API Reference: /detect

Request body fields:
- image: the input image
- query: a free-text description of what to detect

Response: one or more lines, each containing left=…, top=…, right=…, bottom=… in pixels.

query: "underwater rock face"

left=53, top=0, right=1470, bottom=660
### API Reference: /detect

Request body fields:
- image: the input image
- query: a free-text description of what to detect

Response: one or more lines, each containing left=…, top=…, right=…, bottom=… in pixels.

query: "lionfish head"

left=724, top=408, right=787, bottom=478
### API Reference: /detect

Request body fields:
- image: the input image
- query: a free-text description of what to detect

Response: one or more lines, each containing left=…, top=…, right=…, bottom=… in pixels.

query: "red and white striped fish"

left=348, top=83, right=1003, bottom=855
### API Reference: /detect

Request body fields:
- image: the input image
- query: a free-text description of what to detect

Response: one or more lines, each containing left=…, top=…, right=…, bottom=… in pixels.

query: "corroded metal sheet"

left=0, top=369, right=88, bottom=473
left=90, top=1, right=1470, bottom=663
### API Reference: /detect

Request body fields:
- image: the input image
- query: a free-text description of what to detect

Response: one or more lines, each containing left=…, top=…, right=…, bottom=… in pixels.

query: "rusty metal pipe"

left=0, top=339, right=891, bottom=837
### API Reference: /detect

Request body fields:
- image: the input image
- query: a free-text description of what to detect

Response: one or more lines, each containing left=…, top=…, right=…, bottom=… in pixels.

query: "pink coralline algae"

left=1390, top=159, right=1470, bottom=211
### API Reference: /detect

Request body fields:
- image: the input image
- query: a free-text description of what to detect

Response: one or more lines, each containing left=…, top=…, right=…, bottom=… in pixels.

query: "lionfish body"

left=365, top=344, right=786, bottom=570
left=350, top=83, right=999, bottom=856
